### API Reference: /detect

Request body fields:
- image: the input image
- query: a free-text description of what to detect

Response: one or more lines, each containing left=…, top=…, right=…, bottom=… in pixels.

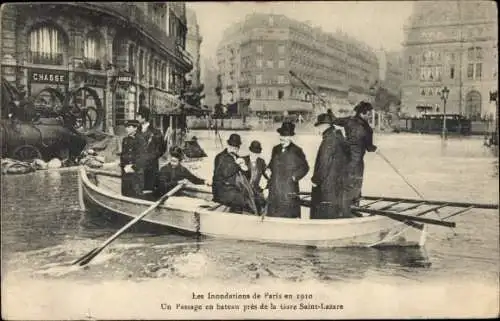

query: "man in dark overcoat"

left=243, top=140, right=269, bottom=214
left=267, top=121, right=309, bottom=218
left=331, top=102, right=377, bottom=212
left=212, top=133, right=255, bottom=213
left=310, top=112, right=350, bottom=219
left=120, top=119, right=147, bottom=198
left=137, top=106, right=166, bottom=192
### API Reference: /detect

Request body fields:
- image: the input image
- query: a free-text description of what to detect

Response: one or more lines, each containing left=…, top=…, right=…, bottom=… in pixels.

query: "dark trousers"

left=121, top=170, right=144, bottom=198
left=143, top=161, right=159, bottom=191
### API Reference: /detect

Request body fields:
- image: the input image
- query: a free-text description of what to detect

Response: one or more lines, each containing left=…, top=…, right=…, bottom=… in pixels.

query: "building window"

left=450, top=65, right=455, bottom=79
left=267, top=88, right=273, bottom=98
left=278, top=75, right=286, bottom=84
left=278, top=44, right=285, bottom=55
left=278, top=59, right=285, bottom=68
left=475, top=63, right=482, bottom=79
left=256, top=59, right=263, bottom=68
left=28, top=25, right=64, bottom=65
left=267, top=60, right=273, bottom=68
left=257, top=45, right=263, bottom=54
left=256, top=74, right=262, bottom=84
left=128, top=45, right=135, bottom=73
left=269, top=16, right=274, bottom=26
left=255, top=89, right=261, bottom=98
left=83, top=32, right=103, bottom=70
left=421, top=88, right=426, bottom=96
left=278, top=90, right=284, bottom=99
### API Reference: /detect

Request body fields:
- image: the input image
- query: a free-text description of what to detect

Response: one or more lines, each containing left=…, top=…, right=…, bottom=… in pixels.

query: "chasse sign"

left=29, top=68, right=68, bottom=85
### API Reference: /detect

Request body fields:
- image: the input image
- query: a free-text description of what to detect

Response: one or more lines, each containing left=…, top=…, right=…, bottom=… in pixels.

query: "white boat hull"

left=80, top=167, right=427, bottom=248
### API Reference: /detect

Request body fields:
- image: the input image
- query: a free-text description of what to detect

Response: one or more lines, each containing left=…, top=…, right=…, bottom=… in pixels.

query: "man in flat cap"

left=120, top=119, right=147, bottom=198
left=331, top=102, right=377, bottom=215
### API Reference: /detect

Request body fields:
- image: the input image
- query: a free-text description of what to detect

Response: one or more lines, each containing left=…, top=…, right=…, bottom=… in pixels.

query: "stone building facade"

left=216, top=13, right=379, bottom=116
left=1, top=3, right=192, bottom=132
left=401, top=0, right=498, bottom=119
left=186, top=8, right=202, bottom=87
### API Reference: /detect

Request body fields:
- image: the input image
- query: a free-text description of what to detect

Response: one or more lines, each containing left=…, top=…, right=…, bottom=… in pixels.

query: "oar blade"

left=72, top=247, right=99, bottom=265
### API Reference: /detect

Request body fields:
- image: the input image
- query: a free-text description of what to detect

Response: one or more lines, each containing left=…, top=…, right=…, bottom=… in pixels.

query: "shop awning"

left=152, top=90, right=181, bottom=115
left=249, top=99, right=313, bottom=112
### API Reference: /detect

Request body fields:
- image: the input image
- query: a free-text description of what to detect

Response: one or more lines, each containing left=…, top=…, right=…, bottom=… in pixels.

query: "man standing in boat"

left=212, top=133, right=256, bottom=213
left=243, top=140, right=269, bottom=214
left=120, top=119, right=147, bottom=198
left=267, top=121, right=309, bottom=218
left=310, top=111, right=350, bottom=219
left=136, top=106, right=166, bottom=194
left=155, top=146, right=208, bottom=197
left=331, top=101, right=377, bottom=212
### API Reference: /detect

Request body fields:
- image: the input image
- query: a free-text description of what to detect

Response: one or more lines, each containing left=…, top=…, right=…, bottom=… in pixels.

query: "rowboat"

left=78, top=167, right=498, bottom=249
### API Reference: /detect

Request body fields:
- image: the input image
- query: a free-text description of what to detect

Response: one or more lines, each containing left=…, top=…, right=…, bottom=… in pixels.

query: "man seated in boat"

left=155, top=146, right=208, bottom=198
left=242, top=140, right=269, bottom=214
left=212, top=133, right=257, bottom=214
left=120, top=119, right=147, bottom=198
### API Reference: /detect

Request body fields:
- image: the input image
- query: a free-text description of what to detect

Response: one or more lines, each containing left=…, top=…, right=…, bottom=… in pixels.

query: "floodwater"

left=1, top=131, right=499, bottom=319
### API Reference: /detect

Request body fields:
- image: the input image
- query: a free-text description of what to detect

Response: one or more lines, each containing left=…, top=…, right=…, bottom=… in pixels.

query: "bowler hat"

left=314, top=113, right=334, bottom=127
left=227, top=133, right=242, bottom=147
left=354, top=101, right=373, bottom=114
left=169, top=146, right=184, bottom=160
left=277, top=121, right=295, bottom=136
left=124, top=119, right=140, bottom=127
left=249, top=140, right=262, bottom=153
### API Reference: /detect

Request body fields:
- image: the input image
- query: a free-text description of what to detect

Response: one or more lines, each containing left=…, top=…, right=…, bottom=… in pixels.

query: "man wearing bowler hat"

left=331, top=101, right=377, bottom=212
left=310, top=110, right=350, bottom=219
left=120, top=119, right=147, bottom=198
left=267, top=121, right=309, bottom=218
left=212, top=133, right=255, bottom=213
left=243, top=140, right=269, bottom=214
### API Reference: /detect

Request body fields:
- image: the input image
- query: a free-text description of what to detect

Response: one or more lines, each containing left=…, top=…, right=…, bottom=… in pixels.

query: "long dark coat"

left=155, top=163, right=205, bottom=197
left=243, top=155, right=269, bottom=214
left=138, top=124, right=166, bottom=191
left=120, top=133, right=147, bottom=198
left=310, top=127, right=349, bottom=219
left=267, top=143, right=309, bottom=218
left=212, top=149, right=252, bottom=212
left=332, top=116, right=376, bottom=205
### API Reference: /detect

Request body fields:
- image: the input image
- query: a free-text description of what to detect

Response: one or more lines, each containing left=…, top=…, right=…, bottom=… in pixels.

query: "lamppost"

left=440, top=86, right=450, bottom=139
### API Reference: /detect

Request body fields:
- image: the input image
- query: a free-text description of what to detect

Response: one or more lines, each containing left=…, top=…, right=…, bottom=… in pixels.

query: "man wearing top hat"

left=120, top=119, right=147, bottom=198
left=212, top=133, right=255, bottom=213
left=155, top=146, right=208, bottom=198
left=136, top=106, right=166, bottom=193
left=331, top=101, right=377, bottom=210
left=267, top=121, right=309, bottom=218
left=310, top=110, right=350, bottom=219
left=243, top=140, right=269, bottom=214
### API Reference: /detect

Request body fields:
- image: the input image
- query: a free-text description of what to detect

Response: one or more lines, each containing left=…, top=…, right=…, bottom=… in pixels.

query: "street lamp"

left=440, top=86, right=450, bottom=139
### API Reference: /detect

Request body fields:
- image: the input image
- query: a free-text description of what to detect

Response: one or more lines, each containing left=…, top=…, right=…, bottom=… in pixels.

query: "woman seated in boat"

left=155, top=146, right=208, bottom=198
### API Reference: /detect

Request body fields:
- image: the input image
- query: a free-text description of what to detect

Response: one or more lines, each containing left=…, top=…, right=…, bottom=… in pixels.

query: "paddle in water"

left=72, top=182, right=185, bottom=266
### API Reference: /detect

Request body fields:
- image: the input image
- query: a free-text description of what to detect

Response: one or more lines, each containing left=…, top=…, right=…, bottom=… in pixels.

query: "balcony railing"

left=29, top=51, right=63, bottom=65
left=83, top=58, right=102, bottom=70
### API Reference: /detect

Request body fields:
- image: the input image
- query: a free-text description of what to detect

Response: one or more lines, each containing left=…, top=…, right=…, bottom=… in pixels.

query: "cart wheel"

left=12, top=145, right=42, bottom=162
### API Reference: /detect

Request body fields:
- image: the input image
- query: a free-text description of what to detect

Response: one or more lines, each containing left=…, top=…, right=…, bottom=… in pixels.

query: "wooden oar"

left=72, top=182, right=185, bottom=266
left=351, top=206, right=456, bottom=228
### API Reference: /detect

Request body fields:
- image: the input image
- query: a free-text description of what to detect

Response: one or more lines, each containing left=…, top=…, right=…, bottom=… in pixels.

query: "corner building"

left=216, top=13, right=379, bottom=116
left=1, top=3, right=192, bottom=132
left=402, top=1, right=498, bottom=119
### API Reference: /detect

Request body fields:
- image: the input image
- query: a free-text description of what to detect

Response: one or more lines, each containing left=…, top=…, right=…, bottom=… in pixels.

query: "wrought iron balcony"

left=29, top=51, right=63, bottom=65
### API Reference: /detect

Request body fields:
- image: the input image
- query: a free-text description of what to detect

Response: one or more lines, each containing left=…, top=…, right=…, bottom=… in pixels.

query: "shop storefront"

left=113, top=71, right=135, bottom=127
left=73, top=71, right=107, bottom=131
left=28, top=68, right=69, bottom=114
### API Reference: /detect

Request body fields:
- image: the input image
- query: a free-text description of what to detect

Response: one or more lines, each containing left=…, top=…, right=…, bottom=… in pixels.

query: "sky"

left=188, top=1, right=415, bottom=64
